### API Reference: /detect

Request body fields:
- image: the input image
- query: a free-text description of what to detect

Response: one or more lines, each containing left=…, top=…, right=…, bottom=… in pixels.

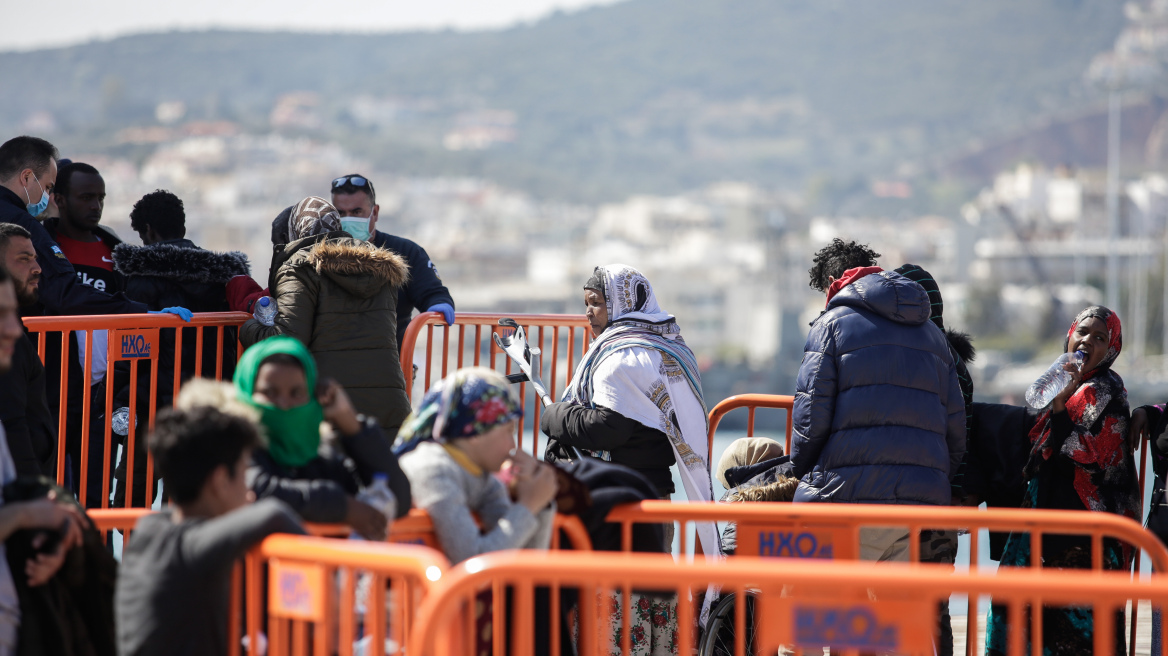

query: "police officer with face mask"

left=330, top=173, right=455, bottom=350
left=0, top=136, right=192, bottom=319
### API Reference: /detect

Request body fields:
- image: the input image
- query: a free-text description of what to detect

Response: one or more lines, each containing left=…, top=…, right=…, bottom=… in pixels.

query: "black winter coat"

left=247, top=418, right=411, bottom=524
left=541, top=403, right=676, bottom=496
left=790, top=271, right=966, bottom=505
left=110, top=239, right=250, bottom=409
left=0, top=187, right=146, bottom=316
left=0, top=333, right=55, bottom=477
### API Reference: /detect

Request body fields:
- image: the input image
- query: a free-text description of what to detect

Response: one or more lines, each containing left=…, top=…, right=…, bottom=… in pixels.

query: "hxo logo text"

left=795, top=605, right=899, bottom=650
left=278, top=571, right=312, bottom=614
left=121, top=334, right=151, bottom=359
left=757, top=530, right=834, bottom=559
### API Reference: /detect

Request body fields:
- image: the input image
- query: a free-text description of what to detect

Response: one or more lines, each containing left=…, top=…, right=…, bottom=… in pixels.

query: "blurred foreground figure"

left=115, top=384, right=303, bottom=656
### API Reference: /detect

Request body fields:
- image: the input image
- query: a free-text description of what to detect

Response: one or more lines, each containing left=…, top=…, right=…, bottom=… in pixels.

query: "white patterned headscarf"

left=586, top=264, right=677, bottom=333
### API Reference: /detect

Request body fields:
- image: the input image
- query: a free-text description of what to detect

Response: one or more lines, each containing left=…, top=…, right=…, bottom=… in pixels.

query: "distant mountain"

left=0, top=0, right=1126, bottom=201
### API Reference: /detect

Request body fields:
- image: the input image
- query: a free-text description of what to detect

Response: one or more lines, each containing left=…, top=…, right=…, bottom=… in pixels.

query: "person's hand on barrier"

left=345, top=497, right=388, bottom=541
left=514, top=457, right=557, bottom=514
left=426, top=303, right=455, bottom=326
left=318, top=378, right=361, bottom=437
left=149, top=306, right=193, bottom=322
left=1131, top=407, right=1150, bottom=453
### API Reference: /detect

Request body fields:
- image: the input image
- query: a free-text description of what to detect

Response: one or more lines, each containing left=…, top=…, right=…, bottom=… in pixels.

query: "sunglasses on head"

left=332, top=175, right=372, bottom=191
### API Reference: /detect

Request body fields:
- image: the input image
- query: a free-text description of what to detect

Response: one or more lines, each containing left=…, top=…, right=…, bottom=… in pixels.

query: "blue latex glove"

left=427, top=303, right=455, bottom=326
left=149, top=306, right=193, bottom=322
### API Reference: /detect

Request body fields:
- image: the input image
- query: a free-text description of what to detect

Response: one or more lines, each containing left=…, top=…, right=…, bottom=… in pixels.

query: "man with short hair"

left=330, top=173, right=455, bottom=348
left=111, top=189, right=248, bottom=507
left=115, top=400, right=303, bottom=656
left=0, top=225, right=54, bottom=476
left=46, top=162, right=123, bottom=296
left=790, top=238, right=965, bottom=563
left=0, top=262, right=89, bottom=656
left=0, top=137, right=144, bottom=316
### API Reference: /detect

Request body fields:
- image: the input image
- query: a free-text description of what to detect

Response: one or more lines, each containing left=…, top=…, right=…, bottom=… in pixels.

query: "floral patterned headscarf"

left=393, top=367, right=522, bottom=456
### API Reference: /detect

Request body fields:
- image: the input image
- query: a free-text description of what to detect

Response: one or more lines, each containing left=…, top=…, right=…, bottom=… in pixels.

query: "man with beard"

left=0, top=224, right=55, bottom=476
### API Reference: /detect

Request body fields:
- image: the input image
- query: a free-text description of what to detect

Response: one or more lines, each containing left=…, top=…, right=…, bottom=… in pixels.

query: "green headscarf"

left=234, top=336, right=325, bottom=468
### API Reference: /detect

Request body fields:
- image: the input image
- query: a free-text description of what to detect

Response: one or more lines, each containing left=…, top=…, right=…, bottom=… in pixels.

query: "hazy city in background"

left=5, top=0, right=1168, bottom=417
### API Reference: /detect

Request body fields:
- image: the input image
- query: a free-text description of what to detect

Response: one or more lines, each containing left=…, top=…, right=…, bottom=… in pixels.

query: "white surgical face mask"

left=340, top=212, right=373, bottom=241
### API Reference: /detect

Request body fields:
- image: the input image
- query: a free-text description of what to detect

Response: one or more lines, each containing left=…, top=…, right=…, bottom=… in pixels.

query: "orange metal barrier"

left=607, top=500, right=1168, bottom=655
left=308, top=509, right=593, bottom=552
left=706, top=393, right=795, bottom=459
left=399, top=311, right=592, bottom=456
left=409, top=549, right=1168, bottom=656
left=247, top=534, right=449, bottom=656
left=23, top=312, right=250, bottom=509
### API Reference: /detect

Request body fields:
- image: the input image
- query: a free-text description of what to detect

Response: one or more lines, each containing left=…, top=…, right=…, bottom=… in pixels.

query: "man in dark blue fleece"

left=789, top=238, right=965, bottom=562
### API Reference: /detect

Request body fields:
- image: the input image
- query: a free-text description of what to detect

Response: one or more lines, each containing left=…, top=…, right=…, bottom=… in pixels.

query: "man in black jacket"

left=110, top=190, right=249, bottom=507
left=329, top=173, right=455, bottom=347
left=0, top=224, right=55, bottom=477
left=0, top=137, right=145, bottom=317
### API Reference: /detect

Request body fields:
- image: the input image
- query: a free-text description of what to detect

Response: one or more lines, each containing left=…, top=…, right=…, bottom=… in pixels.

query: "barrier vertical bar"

left=102, top=369, right=114, bottom=508
left=56, top=331, right=69, bottom=487
left=1095, top=600, right=1113, bottom=655
left=423, top=325, right=434, bottom=390
left=194, top=326, right=204, bottom=378
left=228, top=562, right=242, bottom=656
left=456, top=324, right=465, bottom=369
left=513, top=577, right=535, bottom=656
left=215, top=326, right=224, bottom=381
left=473, top=325, right=481, bottom=367
left=145, top=351, right=159, bottom=506
left=734, top=583, right=746, bottom=656
left=126, top=359, right=138, bottom=508
left=246, top=554, right=262, bottom=656
left=551, top=326, right=560, bottom=400
left=338, top=568, right=354, bottom=656
left=172, top=327, right=184, bottom=402
left=80, top=329, right=93, bottom=506
left=677, top=581, right=694, bottom=656
left=440, top=324, right=450, bottom=379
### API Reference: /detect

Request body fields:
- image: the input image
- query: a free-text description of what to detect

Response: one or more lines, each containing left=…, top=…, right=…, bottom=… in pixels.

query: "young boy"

left=115, top=403, right=304, bottom=656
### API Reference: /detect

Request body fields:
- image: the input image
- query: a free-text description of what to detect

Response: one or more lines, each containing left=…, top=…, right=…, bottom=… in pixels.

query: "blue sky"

left=5, top=0, right=620, bottom=52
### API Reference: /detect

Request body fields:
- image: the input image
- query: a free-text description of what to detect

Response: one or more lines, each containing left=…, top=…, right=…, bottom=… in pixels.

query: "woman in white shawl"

left=540, top=264, right=718, bottom=554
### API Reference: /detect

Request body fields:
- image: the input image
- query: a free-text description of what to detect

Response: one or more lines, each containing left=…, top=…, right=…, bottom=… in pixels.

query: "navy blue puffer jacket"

left=790, top=271, right=966, bottom=505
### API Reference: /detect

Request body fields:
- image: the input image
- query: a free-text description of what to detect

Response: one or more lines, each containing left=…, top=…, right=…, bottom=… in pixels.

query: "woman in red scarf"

left=987, top=306, right=1139, bottom=655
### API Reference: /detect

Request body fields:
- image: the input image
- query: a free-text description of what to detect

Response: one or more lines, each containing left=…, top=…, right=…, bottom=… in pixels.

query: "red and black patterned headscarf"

left=1026, top=306, right=1138, bottom=522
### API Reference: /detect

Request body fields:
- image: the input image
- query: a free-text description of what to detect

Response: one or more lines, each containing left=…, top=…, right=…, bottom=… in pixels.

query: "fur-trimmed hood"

left=113, top=239, right=250, bottom=284
left=306, top=237, right=409, bottom=298
left=945, top=327, right=976, bottom=365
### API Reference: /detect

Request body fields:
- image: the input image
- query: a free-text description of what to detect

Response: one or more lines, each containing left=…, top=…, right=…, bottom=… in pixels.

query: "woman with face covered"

left=986, top=306, right=1138, bottom=656
left=234, top=337, right=411, bottom=540
left=540, top=264, right=718, bottom=558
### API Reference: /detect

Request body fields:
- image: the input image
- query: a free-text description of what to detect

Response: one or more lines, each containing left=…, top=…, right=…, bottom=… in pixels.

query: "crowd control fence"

left=247, top=535, right=449, bottom=656
left=706, top=393, right=795, bottom=459
left=606, top=500, right=1168, bottom=656
left=399, top=311, right=593, bottom=456
left=408, top=549, right=1168, bottom=656
left=23, top=312, right=250, bottom=509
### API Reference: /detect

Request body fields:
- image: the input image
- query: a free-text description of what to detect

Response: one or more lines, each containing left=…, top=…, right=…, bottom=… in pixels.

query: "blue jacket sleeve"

left=944, top=357, right=967, bottom=482
left=790, top=318, right=838, bottom=479
left=11, top=212, right=147, bottom=315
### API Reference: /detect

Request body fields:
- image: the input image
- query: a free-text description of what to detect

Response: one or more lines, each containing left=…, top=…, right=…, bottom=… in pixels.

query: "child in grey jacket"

left=395, top=368, right=557, bottom=564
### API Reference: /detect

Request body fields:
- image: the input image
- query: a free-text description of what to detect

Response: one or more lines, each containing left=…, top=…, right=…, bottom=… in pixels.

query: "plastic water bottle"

left=111, top=407, right=135, bottom=436
left=350, top=472, right=396, bottom=540
left=1025, top=350, right=1086, bottom=409
left=254, top=296, right=277, bottom=326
